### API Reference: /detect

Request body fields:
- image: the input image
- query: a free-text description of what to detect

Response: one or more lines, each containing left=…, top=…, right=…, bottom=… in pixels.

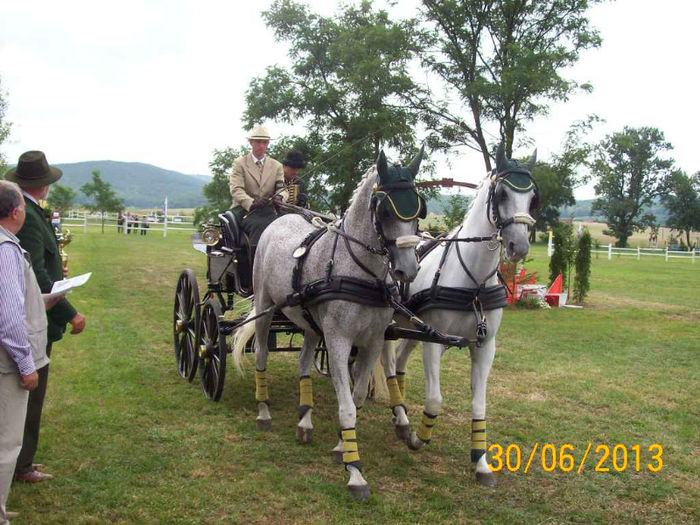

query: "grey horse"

left=233, top=150, right=426, bottom=500
left=381, top=144, right=538, bottom=487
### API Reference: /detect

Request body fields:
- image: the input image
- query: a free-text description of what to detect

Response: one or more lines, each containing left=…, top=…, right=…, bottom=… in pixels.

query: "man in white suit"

left=229, top=125, right=288, bottom=259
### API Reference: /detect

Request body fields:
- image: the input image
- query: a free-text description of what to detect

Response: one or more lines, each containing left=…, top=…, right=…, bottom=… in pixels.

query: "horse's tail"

left=372, top=340, right=397, bottom=402
left=232, top=305, right=257, bottom=375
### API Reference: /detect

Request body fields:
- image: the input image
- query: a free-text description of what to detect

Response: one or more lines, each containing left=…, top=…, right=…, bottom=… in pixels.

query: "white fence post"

left=547, top=230, right=553, bottom=257
left=83, top=214, right=87, bottom=233
left=637, top=247, right=641, bottom=260
left=665, top=247, right=669, bottom=262
left=693, top=249, right=696, bottom=264
left=163, top=215, right=168, bottom=238
left=608, top=243, right=612, bottom=260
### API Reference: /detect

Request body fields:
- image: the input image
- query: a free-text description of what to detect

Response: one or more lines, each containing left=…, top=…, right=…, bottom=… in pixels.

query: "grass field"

left=8, top=228, right=699, bottom=524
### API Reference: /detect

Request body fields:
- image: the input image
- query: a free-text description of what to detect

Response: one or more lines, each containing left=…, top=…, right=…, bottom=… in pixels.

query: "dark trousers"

left=15, top=343, right=51, bottom=475
left=232, top=205, right=278, bottom=252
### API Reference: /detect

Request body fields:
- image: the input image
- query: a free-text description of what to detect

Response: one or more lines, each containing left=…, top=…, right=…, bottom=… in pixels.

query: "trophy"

left=55, top=227, right=73, bottom=271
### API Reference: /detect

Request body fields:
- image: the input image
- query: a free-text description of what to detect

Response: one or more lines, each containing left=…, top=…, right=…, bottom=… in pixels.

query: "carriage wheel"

left=198, top=299, right=227, bottom=401
left=173, top=269, right=200, bottom=382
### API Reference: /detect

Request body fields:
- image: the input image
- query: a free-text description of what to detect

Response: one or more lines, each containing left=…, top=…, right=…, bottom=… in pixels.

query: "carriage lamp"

left=201, top=226, right=221, bottom=246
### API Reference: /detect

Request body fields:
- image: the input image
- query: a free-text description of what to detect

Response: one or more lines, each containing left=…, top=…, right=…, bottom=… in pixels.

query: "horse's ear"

left=407, top=145, right=424, bottom=178
left=377, top=150, right=388, bottom=179
left=495, top=143, right=506, bottom=172
left=524, top=148, right=537, bottom=171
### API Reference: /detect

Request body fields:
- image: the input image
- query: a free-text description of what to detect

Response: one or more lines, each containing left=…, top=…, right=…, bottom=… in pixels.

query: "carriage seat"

left=219, top=210, right=243, bottom=251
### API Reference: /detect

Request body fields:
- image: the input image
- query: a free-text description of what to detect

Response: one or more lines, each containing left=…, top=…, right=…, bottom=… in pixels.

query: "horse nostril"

left=394, top=270, right=405, bottom=281
left=508, top=241, right=515, bottom=254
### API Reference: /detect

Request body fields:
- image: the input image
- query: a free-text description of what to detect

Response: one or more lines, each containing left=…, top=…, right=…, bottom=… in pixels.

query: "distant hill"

left=49, top=161, right=209, bottom=208
left=559, top=198, right=670, bottom=225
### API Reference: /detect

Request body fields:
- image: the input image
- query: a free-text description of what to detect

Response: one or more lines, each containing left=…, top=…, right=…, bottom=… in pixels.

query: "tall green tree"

left=244, top=0, right=420, bottom=213
left=0, top=77, right=11, bottom=171
left=80, top=170, right=124, bottom=233
left=48, top=183, right=77, bottom=212
left=442, top=194, right=471, bottom=230
left=408, top=0, right=602, bottom=170
left=591, top=126, right=675, bottom=247
left=661, top=170, right=700, bottom=247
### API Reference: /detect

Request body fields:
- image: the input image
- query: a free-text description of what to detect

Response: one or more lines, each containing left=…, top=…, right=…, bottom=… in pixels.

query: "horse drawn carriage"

left=171, top=145, right=539, bottom=499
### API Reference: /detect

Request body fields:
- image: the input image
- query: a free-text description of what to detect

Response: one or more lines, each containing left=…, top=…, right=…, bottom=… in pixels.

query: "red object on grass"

left=547, top=274, right=563, bottom=295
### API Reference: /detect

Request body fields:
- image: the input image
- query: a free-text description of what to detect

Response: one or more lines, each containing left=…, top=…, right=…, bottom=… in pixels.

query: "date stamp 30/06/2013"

left=487, top=443, right=664, bottom=474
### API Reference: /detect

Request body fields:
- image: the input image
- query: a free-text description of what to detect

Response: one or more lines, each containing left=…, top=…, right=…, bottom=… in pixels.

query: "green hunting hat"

left=5, top=150, right=63, bottom=188
left=374, top=149, right=427, bottom=221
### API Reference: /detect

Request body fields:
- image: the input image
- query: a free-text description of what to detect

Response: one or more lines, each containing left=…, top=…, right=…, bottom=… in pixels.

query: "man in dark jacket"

left=282, top=150, right=308, bottom=208
left=5, top=150, right=87, bottom=483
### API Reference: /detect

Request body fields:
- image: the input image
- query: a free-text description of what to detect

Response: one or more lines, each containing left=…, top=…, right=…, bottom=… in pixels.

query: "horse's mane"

left=346, top=165, right=377, bottom=212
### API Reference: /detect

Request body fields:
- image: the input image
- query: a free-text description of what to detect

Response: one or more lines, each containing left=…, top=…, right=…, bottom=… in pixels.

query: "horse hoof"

left=297, top=427, right=312, bottom=444
left=348, top=484, right=370, bottom=502
left=332, top=450, right=344, bottom=464
left=256, top=419, right=272, bottom=431
left=395, top=424, right=410, bottom=442
left=407, top=432, right=425, bottom=451
left=476, top=471, right=497, bottom=487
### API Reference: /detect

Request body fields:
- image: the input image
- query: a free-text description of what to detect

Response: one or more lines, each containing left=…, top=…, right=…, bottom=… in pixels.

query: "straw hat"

left=247, top=125, right=273, bottom=140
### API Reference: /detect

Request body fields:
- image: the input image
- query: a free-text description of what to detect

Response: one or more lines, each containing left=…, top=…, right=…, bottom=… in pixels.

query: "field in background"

left=8, top=228, right=698, bottom=524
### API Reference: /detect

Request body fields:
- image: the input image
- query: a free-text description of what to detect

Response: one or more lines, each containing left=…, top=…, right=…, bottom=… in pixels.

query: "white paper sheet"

left=44, top=272, right=92, bottom=301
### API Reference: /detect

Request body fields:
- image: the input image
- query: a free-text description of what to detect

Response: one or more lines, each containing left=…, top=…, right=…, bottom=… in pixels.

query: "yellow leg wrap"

left=396, top=372, right=406, bottom=400
left=341, top=428, right=361, bottom=465
left=415, top=412, right=438, bottom=443
left=299, top=376, right=313, bottom=408
left=471, top=419, right=487, bottom=462
left=387, top=376, right=403, bottom=406
left=255, top=370, right=269, bottom=402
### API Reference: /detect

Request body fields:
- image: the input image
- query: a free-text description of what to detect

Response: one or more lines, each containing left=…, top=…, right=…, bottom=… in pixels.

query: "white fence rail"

left=62, top=211, right=197, bottom=236
left=546, top=234, right=696, bottom=263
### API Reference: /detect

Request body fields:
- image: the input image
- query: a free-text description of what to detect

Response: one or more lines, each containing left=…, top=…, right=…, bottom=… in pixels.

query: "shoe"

left=32, top=463, right=46, bottom=471
left=13, top=470, right=54, bottom=483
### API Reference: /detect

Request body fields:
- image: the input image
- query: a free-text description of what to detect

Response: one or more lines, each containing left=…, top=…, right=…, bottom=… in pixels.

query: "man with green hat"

left=5, top=150, right=87, bottom=483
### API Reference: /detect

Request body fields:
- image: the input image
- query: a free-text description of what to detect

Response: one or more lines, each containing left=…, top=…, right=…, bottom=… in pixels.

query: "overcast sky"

left=1, top=0, right=697, bottom=200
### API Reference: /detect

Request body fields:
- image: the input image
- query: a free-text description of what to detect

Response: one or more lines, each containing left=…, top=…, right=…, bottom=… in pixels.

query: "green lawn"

left=9, top=228, right=699, bottom=524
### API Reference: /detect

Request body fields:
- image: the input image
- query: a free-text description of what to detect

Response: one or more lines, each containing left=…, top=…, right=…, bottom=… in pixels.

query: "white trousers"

left=0, top=372, right=28, bottom=525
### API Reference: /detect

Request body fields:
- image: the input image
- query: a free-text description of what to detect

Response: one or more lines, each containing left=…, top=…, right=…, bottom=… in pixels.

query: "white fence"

left=593, top=244, right=696, bottom=262
left=62, top=211, right=197, bottom=237
left=546, top=235, right=696, bottom=263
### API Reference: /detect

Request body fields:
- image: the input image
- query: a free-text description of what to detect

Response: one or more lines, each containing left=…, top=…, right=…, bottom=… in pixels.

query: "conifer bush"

left=574, top=229, right=592, bottom=303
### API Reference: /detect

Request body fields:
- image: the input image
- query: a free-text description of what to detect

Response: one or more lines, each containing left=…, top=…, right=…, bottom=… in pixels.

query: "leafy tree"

left=407, top=0, right=602, bottom=170
left=549, top=222, right=575, bottom=290
left=0, top=77, right=11, bottom=171
left=244, top=0, right=420, bottom=213
left=48, top=183, right=77, bottom=212
left=531, top=117, right=599, bottom=240
left=661, top=170, right=700, bottom=247
left=442, top=194, right=471, bottom=230
left=80, top=170, right=124, bottom=233
left=573, top=228, right=592, bottom=304
left=591, top=126, right=675, bottom=247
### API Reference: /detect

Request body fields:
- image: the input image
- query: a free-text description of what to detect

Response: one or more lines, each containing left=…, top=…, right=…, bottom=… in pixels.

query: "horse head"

left=491, top=143, right=539, bottom=262
left=372, top=148, right=426, bottom=282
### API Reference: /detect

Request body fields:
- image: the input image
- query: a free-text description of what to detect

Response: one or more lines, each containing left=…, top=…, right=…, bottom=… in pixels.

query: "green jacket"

left=16, top=197, right=77, bottom=343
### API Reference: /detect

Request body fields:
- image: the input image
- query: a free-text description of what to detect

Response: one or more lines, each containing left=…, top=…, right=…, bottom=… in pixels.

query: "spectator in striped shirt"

left=0, top=180, right=63, bottom=523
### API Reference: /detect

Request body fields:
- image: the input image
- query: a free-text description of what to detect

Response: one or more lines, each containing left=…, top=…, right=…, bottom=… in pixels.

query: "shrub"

left=573, top=229, right=592, bottom=304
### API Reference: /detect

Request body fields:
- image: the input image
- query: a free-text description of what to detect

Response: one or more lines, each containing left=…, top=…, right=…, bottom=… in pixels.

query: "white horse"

left=233, top=150, right=426, bottom=500
left=381, top=144, right=538, bottom=487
